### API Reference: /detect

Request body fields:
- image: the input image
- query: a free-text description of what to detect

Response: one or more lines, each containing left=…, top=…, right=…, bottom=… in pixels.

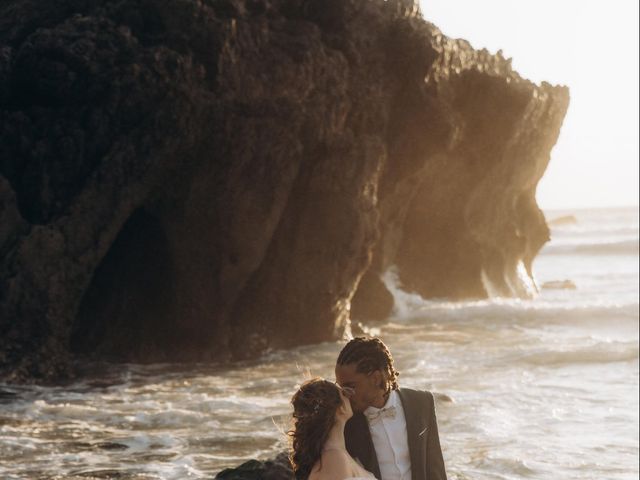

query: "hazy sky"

left=420, top=0, right=639, bottom=209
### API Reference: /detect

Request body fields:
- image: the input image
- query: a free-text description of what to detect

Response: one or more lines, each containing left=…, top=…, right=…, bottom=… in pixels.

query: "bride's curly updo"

left=288, top=378, right=343, bottom=480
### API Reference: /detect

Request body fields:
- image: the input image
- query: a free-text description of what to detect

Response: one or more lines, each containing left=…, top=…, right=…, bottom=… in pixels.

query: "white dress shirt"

left=364, top=389, right=412, bottom=480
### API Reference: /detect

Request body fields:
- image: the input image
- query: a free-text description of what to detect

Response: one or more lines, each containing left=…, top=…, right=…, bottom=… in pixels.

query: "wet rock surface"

left=215, top=453, right=293, bottom=480
left=0, top=0, right=569, bottom=381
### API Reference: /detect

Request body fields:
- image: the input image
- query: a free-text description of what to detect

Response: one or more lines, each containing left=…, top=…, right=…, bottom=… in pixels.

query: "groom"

left=335, top=337, right=447, bottom=480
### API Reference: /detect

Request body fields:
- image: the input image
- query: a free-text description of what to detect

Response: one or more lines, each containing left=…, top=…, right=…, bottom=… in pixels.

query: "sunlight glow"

left=420, top=0, right=639, bottom=208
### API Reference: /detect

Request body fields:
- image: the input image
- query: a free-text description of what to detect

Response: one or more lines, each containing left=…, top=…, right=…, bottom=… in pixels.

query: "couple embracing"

left=289, top=337, right=447, bottom=480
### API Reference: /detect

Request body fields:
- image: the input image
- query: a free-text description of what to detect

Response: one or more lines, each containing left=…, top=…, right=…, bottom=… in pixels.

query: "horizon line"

left=540, top=204, right=639, bottom=212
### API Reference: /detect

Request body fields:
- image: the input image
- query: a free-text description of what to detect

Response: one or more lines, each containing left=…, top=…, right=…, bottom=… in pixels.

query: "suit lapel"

left=345, top=412, right=382, bottom=479
left=366, top=416, right=382, bottom=480
left=398, top=388, right=427, bottom=480
left=347, top=390, right=429, bottom=480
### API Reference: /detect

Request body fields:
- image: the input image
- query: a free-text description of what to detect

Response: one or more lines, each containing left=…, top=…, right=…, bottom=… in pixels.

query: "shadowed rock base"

left=215, top=453, right=293, bottom=480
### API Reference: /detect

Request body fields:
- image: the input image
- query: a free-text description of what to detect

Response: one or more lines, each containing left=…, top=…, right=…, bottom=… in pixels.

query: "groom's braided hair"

left=337, top=337, right=400, bottom=392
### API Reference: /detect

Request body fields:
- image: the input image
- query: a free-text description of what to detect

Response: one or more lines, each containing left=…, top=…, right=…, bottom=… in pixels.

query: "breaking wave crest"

left=396, top=298, right=639, bottom=326
left=515, top=341, right=639, bottom=366
left=542, top=238, right=639, bottom=256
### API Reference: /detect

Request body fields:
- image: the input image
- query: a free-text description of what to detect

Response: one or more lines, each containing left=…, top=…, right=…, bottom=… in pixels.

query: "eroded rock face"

left=0, top=0, right=568, bottom=381
left=352, top=42, right=569, bottom=317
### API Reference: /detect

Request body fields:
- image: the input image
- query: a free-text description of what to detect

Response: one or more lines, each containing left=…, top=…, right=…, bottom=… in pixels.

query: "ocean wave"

left=392, top=297, right=639, bottom=326
left=515, top=341, right=639, bottom=366
left=550, top=226, right=639, bottom=238
left=541, top=238, right=639, bottom=255
left=544, top=206, right=638, bottom=229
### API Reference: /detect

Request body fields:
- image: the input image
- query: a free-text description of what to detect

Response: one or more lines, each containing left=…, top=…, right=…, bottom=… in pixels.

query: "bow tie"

left=364, top=405, right=397, bottom=424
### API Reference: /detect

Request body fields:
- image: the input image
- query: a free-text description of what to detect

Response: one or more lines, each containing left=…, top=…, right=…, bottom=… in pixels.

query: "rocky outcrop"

left=351, top=43, right=569, bottom=318
left=0, top=0, right=568, bottom=381
left=215, top=453, right=292, bottom=480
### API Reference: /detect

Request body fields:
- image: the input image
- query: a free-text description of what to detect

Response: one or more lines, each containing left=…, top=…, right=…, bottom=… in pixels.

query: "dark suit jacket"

left=344, top=388, right=447, bottom=480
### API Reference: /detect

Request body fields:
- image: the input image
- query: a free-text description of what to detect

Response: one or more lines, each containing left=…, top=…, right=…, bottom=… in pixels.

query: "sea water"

left=1, top=206, right=638, bottom=479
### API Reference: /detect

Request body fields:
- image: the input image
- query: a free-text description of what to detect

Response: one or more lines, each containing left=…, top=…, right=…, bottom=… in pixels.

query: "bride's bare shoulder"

left=308, top=450, right=351, bottom=480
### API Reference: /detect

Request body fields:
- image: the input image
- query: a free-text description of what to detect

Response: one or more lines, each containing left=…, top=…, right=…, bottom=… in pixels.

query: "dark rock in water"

left=67, top=440, right=130, bottom=451
left=216, top=452, right=293, bottom=480
left=0, top=0, right=569, bottom=381
left=69, top=469, right=129, bottom=479
left=548, top=214, right=578, bottom=226
left=350, top=269, right=395, bottom=322
left=95, top=441, right=129, bottom=451
left=542, top=279, right=577, bottom=290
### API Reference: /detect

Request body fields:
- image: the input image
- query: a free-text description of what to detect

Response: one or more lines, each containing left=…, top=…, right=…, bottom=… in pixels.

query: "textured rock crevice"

left=0, top=0, right=569, bottom=381
left=352, top=42, right=568, bottom=317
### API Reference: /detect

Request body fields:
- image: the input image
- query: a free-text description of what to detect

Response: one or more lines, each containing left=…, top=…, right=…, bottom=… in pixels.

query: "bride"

left=289, top=378, right=376, bottom=480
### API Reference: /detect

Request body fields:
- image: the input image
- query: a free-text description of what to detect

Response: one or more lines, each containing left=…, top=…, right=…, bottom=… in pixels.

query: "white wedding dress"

left=344, top=466, right=376, bottom=480
left=318, top=445, right=376, bottom=480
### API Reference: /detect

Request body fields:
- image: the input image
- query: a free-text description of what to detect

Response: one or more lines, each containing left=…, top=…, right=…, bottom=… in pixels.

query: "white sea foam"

left=381, top=266, right=429, bottom=318
left=386, top=295, right=639, bottom=328
left=513, top=341, right=639, bottom=366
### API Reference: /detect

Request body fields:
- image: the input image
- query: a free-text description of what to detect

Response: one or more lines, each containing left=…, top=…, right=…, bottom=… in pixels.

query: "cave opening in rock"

left=71, top=208, right=177, bottom=360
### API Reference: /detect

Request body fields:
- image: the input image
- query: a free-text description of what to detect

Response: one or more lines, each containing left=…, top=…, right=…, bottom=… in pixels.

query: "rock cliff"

left=0, top=0, right=569, bottom=381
